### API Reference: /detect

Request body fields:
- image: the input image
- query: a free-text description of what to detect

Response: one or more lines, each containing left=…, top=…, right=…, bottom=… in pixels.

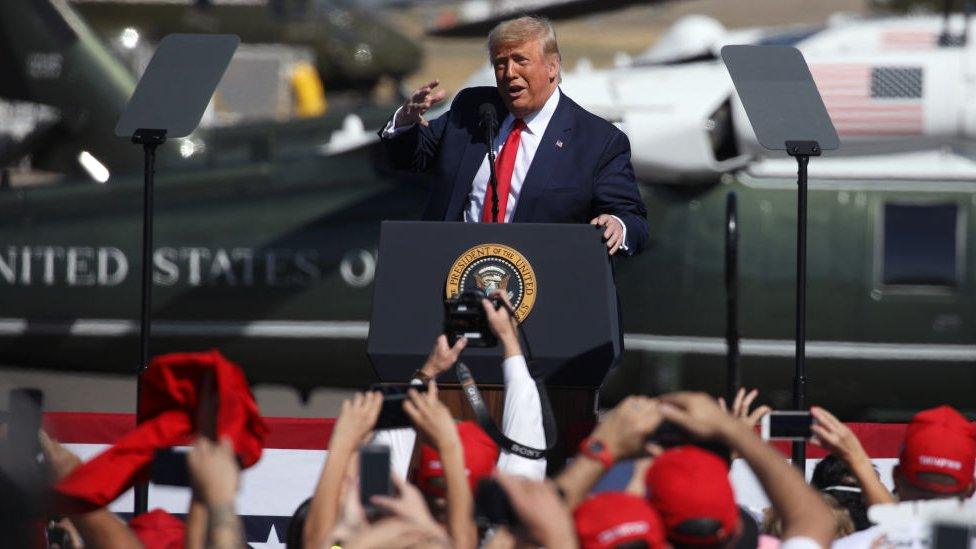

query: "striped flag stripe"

left=809, top=63, right=924, bottom=136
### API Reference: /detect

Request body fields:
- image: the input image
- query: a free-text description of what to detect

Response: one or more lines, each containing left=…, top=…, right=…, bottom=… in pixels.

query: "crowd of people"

left=3, top=296, right=976, bottom=549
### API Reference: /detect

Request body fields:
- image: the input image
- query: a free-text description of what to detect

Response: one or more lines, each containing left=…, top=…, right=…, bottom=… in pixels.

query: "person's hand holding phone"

left=811, top=406, right=896, bottom=506
left=403, top=383, right=458, bottom=450
left=330, top=391, right=383, bottom=452
left=810, top=406, right=866, bottom=462
left=370, top=475, right=443, bottom=531
left=187, top=437, right=240, bottom=506
left=39, top=430, right=82, bottom=482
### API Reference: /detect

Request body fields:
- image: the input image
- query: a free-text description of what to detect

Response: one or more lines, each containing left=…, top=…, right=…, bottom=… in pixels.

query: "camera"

left=443, top=289, right=504, bottom=347
left=648, top=421, right=732, bottom=463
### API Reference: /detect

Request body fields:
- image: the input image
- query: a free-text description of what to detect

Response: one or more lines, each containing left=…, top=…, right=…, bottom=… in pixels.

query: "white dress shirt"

left=373, top=354, right=547, bottom=480
left=462, top=87, right=561, bottom=223
left=381, top=88, right=628, bottom=249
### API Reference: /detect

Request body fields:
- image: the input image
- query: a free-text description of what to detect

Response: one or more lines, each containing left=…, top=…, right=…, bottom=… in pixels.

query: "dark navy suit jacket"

left=380, top=86, right=649, bottom=254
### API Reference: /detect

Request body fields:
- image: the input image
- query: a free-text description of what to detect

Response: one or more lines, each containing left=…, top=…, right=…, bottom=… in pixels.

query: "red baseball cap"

left=574, top=492, right=666, bottom=549
left=52, top=350, right=267, bottom=515
left=415, top=421, right=499, bottom=497
left=129, top=509, right=185, bottom=549
left=645, top=445, right=740, bottom=545
left=899, top=405, right=976, bottom=494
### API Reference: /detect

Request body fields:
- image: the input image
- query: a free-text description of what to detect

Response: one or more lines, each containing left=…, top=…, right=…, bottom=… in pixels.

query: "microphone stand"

left=483, top=119, right=500, bottom=223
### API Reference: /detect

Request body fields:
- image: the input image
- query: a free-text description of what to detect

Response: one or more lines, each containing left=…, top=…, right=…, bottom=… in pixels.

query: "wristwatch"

left=578, top=436, right=614, bottom=469
left=411, top=368, right=434, bottom=385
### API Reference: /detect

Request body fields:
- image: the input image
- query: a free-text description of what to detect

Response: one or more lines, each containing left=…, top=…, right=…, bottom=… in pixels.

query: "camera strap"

left=454, top=360, right=557, bottom=460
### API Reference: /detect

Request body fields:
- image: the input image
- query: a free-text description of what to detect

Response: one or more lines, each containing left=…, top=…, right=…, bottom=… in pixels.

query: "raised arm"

left=379, top=80, right=451, bottom=172
left=811, top=406, right=895, bottom=506
left=40, top=432, right=143, bottom=549
left=483, top=293, right=547, bottom=479
left=555, top=396, right=662, bottom=510
left=186, top=437, right=245, bottom=549
left=405, top=383, right=477, bottom=549
left=304, top=391, right=383, bottom=548
left=659, top=392, right=836, bottom=547
left=395, top=79, right=448, bottom=129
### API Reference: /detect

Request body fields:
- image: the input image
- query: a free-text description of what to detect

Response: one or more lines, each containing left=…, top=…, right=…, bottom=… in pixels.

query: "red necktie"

left=483, top=118, right=525, bottom=223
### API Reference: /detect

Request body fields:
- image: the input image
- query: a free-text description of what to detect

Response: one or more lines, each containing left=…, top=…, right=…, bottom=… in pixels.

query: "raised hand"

left=811, top=406, right=895, bottom=506
left=187, top=437, right=240, bottom=506
left=718, top=387, right=771, bottom=430
left=658, top=392, right=736, bottom=440
left=810, top=406, right=867, bottom=464
left=330, top=392, right=384, bottom=453
left=590, top=396, right=662, bottom=460
left=403, top=383, right=458, bottom=449
left=370, top=475, right=441, bottom=529
left=396, top=80, right=448, bottom=128
left=39, top=430, right=82, bottom=481
left=419, top=335, right=467, bottom=379
left=482, top=291, right=520, bottom=357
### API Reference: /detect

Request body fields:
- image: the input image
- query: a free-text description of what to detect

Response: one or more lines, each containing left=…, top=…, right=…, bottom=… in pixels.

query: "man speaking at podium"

left=380, top=15, right=648, bottom=256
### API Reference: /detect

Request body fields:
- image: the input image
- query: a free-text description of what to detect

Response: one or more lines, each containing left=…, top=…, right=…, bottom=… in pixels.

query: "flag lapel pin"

left=555, top=140, right=563, bottom=148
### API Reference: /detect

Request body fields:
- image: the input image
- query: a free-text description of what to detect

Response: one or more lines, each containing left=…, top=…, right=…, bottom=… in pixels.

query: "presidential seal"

left=445, top=244, right=537, bottom=321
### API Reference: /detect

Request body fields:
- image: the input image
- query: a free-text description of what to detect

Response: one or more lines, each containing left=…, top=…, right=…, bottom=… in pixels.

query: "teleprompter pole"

left=132, top=128, right=166, bottom=516
left=786, top=140, right=819, bottom=473
left=724, top=193, right=740, bottom=404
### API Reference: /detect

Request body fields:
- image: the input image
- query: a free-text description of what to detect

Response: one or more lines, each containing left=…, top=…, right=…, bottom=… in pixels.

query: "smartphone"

left=371, top=383, right=429, bottom=429
left=474, top=478, right=518, bottom=528
left=152, top=447, right=191, bottom=486
left=359, top=445, right=392, bottom=520
left=761, top=411, right=813, bottom=440
left=931, top=523, right=971, bottom=549
left=6, top=388, right=44, bottom=488
left=8, top=389, right=43, bottom=462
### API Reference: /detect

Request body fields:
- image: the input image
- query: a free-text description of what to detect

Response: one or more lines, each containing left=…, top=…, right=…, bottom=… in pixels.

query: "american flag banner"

left=809, top=64, right=925, bottom=137
left=881, top=29, right=937, bottom=49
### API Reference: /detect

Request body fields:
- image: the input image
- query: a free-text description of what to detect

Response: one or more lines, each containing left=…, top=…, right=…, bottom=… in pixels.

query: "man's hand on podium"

left=590, top=214, right=625, bottom=256
left=419, top=335, right=468, bottom=380
left=396, top=79, right=447, bottom=129
left=483, top=291, right=521, bottom=359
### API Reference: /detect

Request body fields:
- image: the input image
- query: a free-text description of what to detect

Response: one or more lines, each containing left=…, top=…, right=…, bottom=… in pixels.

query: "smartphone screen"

left=152, top=448, right=191, bottom=486
left=360, top=445, right=391, bottom=519
left=371, top=384, right=429, bottom=429
left=931, top=523, right=971, bottom=549
left=763, top=411, right=813, bottom=440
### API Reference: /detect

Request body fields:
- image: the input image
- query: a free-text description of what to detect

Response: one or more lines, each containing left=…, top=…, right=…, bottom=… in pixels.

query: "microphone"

left=479, top=103, right=501, bottom=223
left=479, top=102, right=498, bottom=133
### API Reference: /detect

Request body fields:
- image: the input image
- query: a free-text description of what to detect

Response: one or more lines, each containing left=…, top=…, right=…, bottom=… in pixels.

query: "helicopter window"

left=881, top=203, right=961, bottom=288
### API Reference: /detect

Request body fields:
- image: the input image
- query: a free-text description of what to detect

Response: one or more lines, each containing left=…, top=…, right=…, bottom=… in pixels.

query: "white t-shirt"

left=783, top=536, right=829, bottom=549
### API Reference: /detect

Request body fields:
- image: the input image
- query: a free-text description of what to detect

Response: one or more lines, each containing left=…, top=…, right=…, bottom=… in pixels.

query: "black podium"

left=367, top=221, right=620, bottom=388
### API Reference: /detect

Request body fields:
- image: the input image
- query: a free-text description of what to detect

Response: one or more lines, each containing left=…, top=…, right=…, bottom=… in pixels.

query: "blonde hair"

left=487, top=15, right=561, bottom=62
